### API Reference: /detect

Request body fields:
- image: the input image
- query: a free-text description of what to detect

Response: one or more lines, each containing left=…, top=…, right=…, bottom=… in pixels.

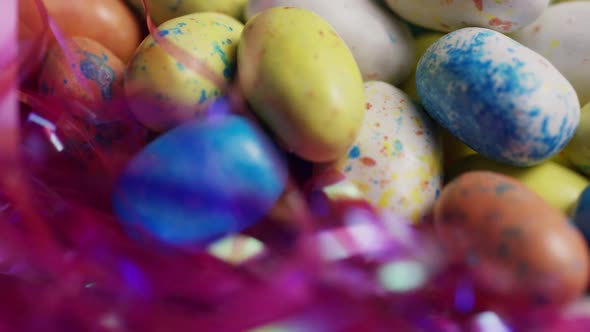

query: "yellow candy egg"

left=448, top=154, right=590, bottom=213
left=238, top=7, right=365, bottom=162
left=124, top=12, right=243, bottom=131
left=127, top=0, right=247, bottom=24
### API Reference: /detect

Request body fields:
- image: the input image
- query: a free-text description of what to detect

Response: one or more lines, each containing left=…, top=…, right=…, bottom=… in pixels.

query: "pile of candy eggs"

left=11, top=0, right=590, bottom=331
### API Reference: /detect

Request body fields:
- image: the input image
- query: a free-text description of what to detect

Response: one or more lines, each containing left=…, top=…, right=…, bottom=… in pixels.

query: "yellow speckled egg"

left=124, top=13, right=243, bottom=131
left=448, top=154, right=589, bottom=214
left=126, top=0, right=247, bottom=24
left=564, top=102, right=590, bottom=176
left=238, top=7, right=365, bottom=162
left=325, top=81, right=442, bottom=222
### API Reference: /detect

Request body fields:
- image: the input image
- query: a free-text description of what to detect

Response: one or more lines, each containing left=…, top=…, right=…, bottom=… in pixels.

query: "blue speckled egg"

left=112, top=113, right=287, bottom=246
left=573, top=186, right=590, bottom=248
left=416, top=27, right=580, bottom=166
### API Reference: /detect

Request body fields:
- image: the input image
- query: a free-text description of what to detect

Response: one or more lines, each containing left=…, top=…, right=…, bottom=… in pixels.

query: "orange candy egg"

left=38, top=37, right=125, bottom=103
left=19, top=0, right=141, bottom=70
left=434, top=171, right=589, bottom=310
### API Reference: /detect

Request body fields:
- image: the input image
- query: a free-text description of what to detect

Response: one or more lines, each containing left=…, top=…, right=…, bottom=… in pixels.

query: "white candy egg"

left=384, top=0, right=550, bottom=33
left=512, top=1, right=590, bottom=106
left=328, top=81, right=443, bottom=222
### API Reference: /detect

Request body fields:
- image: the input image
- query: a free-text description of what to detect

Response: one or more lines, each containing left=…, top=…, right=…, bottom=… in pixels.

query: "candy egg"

left=126, top=0, right=247, bottom=25
left=326, top=81, right=442, bottom=222
left=512, top=1, right=590, bottom=106
left=238, top=7, right=365, bottom=162
left=448, top=155, right=589, bottom=214
left=19, top=0, right=141, bottom=63
left=417, top=27, right=580, bottom=166
left=564, top=103, right=590, bottom=176
left=384, top=0, right=550, bottom=33
left=435, top=171, right=589, bottom=309
left=245, top=0, right=414, bottom=84
left=38, top=37, right=125, bottom=103
left=113, top=114, right=287, bottom=246
left=125, top=13, right=244, bottom=131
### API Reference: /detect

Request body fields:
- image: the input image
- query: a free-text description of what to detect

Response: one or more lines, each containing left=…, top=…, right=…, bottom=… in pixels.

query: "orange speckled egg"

left=38, top=37, right=125, bottom=103
left=19, top=0, right=141, bottom=66
left=434, top=171, right=589, bottom=310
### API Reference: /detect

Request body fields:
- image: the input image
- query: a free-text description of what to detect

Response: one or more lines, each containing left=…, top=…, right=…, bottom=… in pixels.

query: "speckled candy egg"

left=564, top=102, right=590, bottom=175
left=238, top=7, right=365, bottom=162
left=327, top=81, right=442, bottom=222
left=417, top=27, right=580, bottom=166
left=245, top=0, right=414, bottom=84
left=113, top=114, right=286, bottom=246
left=384, top=0, right=550, bottom=33
left=435, top=171, right=589, bottom=309
left=512, top=1, right=590, bottom=106
left=125, top=13, right=243, bottom=131
left=38, top=37, right=125, bottom=103
left=126, top=0, right=247, bottom=25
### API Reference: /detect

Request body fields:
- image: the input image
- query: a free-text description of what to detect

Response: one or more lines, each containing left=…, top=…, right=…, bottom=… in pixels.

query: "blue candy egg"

left=113, top=114, right=287, bottom=246
left=416, top=27, right=580, bottom=166
left=573, top=186, right=590, bottom=248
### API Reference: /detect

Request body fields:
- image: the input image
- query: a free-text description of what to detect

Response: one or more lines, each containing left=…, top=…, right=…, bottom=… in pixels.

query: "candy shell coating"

left=245, top=0, right=414, bottom=84
left=125, top=13, right=243, bottom=131
left=384, top=0, right=550, bottom=33
left=417, top=27, right=580, bottom=166
left=113, top=114, right=287, bottom=246
left=330, top=81, right=442, bottom=222
left=238, top=7, right=365, bottom=162
left=512, top=1, right=590, bottom=106
left=435, top=171, right=589, bottom=309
